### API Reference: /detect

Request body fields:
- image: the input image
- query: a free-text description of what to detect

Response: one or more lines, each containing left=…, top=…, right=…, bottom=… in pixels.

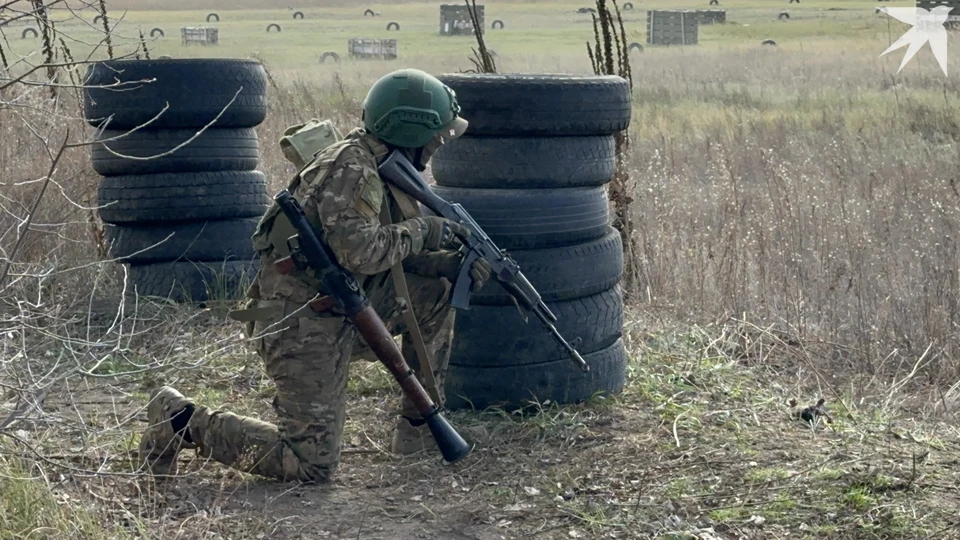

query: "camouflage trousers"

left=187, top=272, right=454, bottom=483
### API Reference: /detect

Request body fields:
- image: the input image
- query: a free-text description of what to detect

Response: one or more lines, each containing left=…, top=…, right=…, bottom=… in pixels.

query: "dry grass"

left=4, top=0, right=960, bottom=537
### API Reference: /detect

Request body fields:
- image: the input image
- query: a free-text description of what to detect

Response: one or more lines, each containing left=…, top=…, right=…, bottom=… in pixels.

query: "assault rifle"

left=273, top=189, right=473, bottom=464
left=378, top=151, right=590, bottom=373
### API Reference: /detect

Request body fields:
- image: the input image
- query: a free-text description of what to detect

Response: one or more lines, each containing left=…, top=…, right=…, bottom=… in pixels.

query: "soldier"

left=138, top=68, right=490, bottom=483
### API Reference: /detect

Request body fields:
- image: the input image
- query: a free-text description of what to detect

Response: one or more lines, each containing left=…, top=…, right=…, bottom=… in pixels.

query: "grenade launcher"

left=378, top=150, right=590, bottom=373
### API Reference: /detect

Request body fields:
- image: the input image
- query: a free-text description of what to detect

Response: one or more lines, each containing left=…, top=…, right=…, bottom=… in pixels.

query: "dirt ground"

left=4, top=302, right=959, bottom=540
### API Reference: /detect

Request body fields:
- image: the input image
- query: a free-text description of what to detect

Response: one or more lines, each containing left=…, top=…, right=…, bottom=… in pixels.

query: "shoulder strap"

left=377, top=208, right=440, bottom=403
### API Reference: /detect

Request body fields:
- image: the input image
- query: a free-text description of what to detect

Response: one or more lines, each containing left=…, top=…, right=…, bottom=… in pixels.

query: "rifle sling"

left=378, top=190, right=441, bottom=406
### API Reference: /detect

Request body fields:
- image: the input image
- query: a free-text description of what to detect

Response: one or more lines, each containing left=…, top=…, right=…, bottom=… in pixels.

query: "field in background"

left=4, top=0, right=960, bottom=538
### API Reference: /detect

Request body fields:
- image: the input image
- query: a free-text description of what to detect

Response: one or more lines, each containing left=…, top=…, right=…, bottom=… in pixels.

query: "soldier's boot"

left=139, top=386, right=197, bottom=477
left=391, top=415, right=438, bottom=455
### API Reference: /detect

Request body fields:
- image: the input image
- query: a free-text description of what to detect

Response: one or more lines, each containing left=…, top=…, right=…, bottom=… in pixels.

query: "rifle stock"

left=272, top=190, right=473, bottom=464
left=377, top=151, right=591, bottom=373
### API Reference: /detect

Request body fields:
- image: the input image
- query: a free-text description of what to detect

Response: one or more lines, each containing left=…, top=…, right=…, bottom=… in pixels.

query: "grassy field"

left=4, top=0, right=960, bottom=538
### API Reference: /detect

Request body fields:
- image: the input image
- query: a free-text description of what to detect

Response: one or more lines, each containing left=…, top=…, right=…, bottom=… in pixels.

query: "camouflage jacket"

left=248, top=128, right=442, bottom=305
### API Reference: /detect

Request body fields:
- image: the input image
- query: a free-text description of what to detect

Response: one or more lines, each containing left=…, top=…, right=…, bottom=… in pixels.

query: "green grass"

left=3, top=0, right=928, bottom=71
left=0, top=457, right=138, bottom=540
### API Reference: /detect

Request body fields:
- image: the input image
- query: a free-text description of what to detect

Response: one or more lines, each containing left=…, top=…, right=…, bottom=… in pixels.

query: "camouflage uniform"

left=143, top=129, right=460, bottom=483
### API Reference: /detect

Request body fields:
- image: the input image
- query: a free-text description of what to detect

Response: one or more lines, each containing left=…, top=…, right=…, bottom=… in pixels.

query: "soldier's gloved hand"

left=421, top=216, right=470, bottom=251
left=468, top=257, right=492, bottom=293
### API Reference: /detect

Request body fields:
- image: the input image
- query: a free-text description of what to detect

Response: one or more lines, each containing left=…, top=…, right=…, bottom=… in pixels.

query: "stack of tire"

left=431, top=73, right=632, bottom=411
left=82, top=59, right=270, bottom=303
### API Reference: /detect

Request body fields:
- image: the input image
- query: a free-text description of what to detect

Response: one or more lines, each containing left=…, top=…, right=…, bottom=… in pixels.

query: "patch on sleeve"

left=355, top=169, right=384, bottom=217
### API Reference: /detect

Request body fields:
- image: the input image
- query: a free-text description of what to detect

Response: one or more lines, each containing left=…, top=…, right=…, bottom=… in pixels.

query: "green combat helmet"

left=362, top=68, right=468, bottom=148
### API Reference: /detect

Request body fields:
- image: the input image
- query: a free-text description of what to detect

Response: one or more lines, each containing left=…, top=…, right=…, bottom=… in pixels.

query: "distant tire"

left=623, top=2, right=633, bottom=9
left=319, top=51, right=341, bottom=64
left=83, top=59, right=268, bottom=129
left=710, top=0, right=719, bottom=5
left=444, top=338, right=628, bottom=411
left=150, top=28, right=164, bottom=38
left=450, top=286, right=623, bottom=367
left=293, top=11, right=304, bottom=19
left=469, top=228, right=623, bottom=305
left=491, top=20, right=504, bottom=29
left=436, top=73, right=631, bottom=136
left=21, top=28, right=38, bottom=39
left=386, top=21, right=400, bottom=30
left=762, top=39, right=777, bottom=46
left=128, top=260, right=258, bottom=303
left=778, top=12, right=790, bottom=19
left=432, top=135, right=616, bottom=189
left=628, top=42, right=643, bottom=53
left=207, top=13, right=220, bottom=22
left=91, top=128, right=259, bottom=176
left=788, top=0, right=799, bottom=3
left=266, top=23, right=281, bottom=32
left=97, top=171, right=269, bottom=224
left=364, top=8, right=375, bottom=16
left=105, top=218, right=259, bottom=264
left=429, top=186, right=610, bottom=250
left=93, top=15, right=104, bottom=24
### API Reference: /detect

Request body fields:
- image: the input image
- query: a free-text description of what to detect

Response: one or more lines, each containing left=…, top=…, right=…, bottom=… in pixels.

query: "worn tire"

left=444, top=338, right=628, bottom=411
left=364, top=8, right=375, bottom=16
left=293, top=11, right=304, bottom=19
left=21, top=28, right=38, bottom=39
left=470, top=228, right=622, bottom=305
left=150, top=28, right=164, bottom=38
left=430, top=186, right=610, bottom=249
left=91, top=128, right=259, bottom=176
left=386, top=21, right=400, bottom=30
left=266, top=23, right=281, bottom=32
left=628, top=42, right=643, bottom=53
left=128, top=260, right=258, bottom=303
left=435, top=74, right=631, bottom=136
left=105, top=218, right=258, bottom=264
left=450, top=285, right=623, bottom=368
left=207, top=13, right=220, bottom=22
left=83, top=59, right=268, bottom=129
left=319, top=51, right=341, bottom=64
left=432, top=135, right=615, bottom=188
left=98, top=171, right=268, bottom=224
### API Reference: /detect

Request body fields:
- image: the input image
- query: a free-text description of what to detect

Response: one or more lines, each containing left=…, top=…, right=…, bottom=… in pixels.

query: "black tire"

left=432, top=135, right=615, bottom=189
left=93, top=15, right=104, bottom=24
left=364, top=8, right=375, bottom=16
left=91, top=127, right=259, bottom=176
left=762, top=39, right=777, bottom=46
left=97, top=171, right=269, bottom=224
left=450, top=286, right=623, bottom=368
left=628, top=42, right=643, bottom=53
left=150, top=28, right=164, bottom=38
left=470, top=228, right=622, bottom=305
left=386, top=21, right=399, bottom=30
left=779, top=12, right=790, bottom=19
left=266, top=23, right=281, bottom=32
left=430, top=186, right=610, bottom=250
left=105, top=218, right=258, bottom=264
left=436, top=74, right=631, bottom=136
left=491, top=20, right=504, bottom=29
left=207, top=13, right=220, bottom=22
left=128, top=260, right=258, bottom=303
left=22, top=28, right=38, bottom=39
left=623, top=2, right=633, bottom=9
left=293, top=11, right=304, bottom=19
left=83, top=59, right=268, bottom=129
left=710, top=0, right=719, bottom=5
left=444, top=338, right=628, bottom=411
left=319, top=51, right=341, bottom=64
